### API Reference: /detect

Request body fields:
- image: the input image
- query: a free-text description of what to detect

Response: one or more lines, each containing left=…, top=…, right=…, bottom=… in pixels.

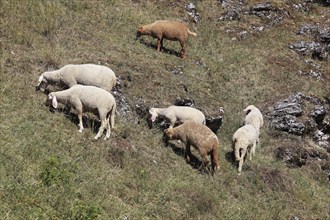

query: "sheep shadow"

left=225, top=150, right=252, bottom=173
left=49, top=107, right=102, bottom=134
left=225, top=151, right=237, bottom=168
left=164, top=139, right=212, bottom=175
left=138, top=38, right=181, bottom=58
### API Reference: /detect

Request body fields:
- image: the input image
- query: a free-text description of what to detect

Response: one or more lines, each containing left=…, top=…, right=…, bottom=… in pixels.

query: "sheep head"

left=149, top=108, right=158, bottom=122
left=243, top=105, right=256, bottom=115
left=36, top=74, right=48, bottom=91
left=136, top=26, right=144, bottom=39
left=164, top=128, right=174, bottom=139
left=47, top=93, right=58, bottom=109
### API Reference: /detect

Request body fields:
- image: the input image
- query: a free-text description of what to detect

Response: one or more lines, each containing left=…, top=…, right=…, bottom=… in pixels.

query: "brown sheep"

left=164, top=122, right=220, bottom=176
left=136, top=20, right=197, bottom=59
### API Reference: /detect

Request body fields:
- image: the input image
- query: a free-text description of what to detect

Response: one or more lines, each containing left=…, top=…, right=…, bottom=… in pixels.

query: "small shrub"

left=69, top=202, right=102, bottom=220
left=39, top=155, right=76, bottom=187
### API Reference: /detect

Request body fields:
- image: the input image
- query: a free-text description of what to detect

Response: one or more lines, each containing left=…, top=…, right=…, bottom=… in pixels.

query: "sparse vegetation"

left=1, top=0, right=329, bottom=219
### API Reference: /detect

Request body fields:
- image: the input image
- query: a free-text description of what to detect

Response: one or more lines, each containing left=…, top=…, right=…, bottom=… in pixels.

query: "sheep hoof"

left=94, top=136, right=99, bottom=140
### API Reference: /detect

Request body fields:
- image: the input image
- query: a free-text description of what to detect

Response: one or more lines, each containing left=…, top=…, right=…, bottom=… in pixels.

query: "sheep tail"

left=210, top=143, right=220, bottom=175
left=109, top=103, right=116, bottom=129
left=187, top=29, right=197, bottom=37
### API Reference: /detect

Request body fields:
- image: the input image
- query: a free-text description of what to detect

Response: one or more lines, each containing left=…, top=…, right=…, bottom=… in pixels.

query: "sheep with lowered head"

left=36, top=64, right=117, bottom=92
left=47, top=85, right=116, bottom=140
left=243, top=104, right=264, bottom=146
left=243, top=105, right=264, bottom=132
left=136, top=20, right=197, bottom=59
left=232, top=124, right=259, bottom=175
left=149, top=105, right=205, bottom=128
left=164, top=121, right=220, bottom=176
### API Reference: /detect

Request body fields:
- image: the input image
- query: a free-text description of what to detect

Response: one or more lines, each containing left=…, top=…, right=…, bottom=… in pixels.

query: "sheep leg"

left=169, top=117, right=176, bottom=128
left=238, top=148, right=247, bottom=175
left=200, top=152, right=210, bottom=174
left=78, top=112, right=84, bottom=133
left=156, top=38, right=161, bottom=51
left=251, top=141, right=257, bottom=160
left=185, top=143, right=192, bottom=163
left=180, top=41, right=186, bottom=59
left=72, top=100, right=84, bottom=133
left=95, top=118, right=107, bottom=140
left=160, top=38, right=164, bottom=51
left=105, top=117, right=111, bottom=140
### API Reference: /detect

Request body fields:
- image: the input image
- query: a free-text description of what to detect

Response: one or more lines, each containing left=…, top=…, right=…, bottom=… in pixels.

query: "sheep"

left=47, top=85, right=116, bottom=140
left=36, top=64, right=117, bottom=92
left=149, top=106, right=205, bottom=128
left=243, top=105, right=264, bottom=146
left=232, top=124, right=259, bottom=175
left=164, top=122, right=220, bottom=176
left=243, top=105, right=264, bottom=132
left=136, top=20, right=197, bottom=59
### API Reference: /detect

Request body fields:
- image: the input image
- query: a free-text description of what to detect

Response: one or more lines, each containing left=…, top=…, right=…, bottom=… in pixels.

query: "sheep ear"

left=243, top=106, right=251, bottom=114
left=37, top=75, right=44, bottom=86
left=151, top=112, right=157, bottom=122
left=52, top=95, right=58, bottom=108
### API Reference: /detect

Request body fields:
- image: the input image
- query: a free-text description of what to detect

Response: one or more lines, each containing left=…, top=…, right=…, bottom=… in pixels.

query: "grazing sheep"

left=243, top=105, right=264, bottom=132
left=164, top=122, right=220, bottom=176
left=136, top=20, right=197, bottom=59
left=47, top=85, right=116, bottom=140
left=232, top=124, right=259, bottom=175
left=149, top=106, right=205, bottom=128
left=36, top=64, right=117, bottom=92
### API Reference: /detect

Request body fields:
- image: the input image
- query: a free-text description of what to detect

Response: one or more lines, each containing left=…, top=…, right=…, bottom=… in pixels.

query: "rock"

left=271, top=115, right=305, bottom=135
left=194, top=59, right=207, bottom=68
left=239, top=30, right=249, bottom=39
left=291, top=25, right=330, bottom=60
left=272, top=102, right=303, bottom=117
left=171, top=66, right=183, bottom=75
left=297, top=24, right=319, bottom=36
left=218, top=0, right=243, bottom=21
left=113, top=78, right=131, bottom=116
left=310, top=106, right=327, bottom=123
left=205, top=107, right=224, bottom=134
left=250, top=2, right=273, bottom=12
left=275, top=144, right=329, bottom=168
left=174, top=97, right=195, bottom=106
left=297, top=69, right=323, bottom=80
left=206, top=116, right=223, bottom=134
left=313, top=130, right=330, bottom=152
left=292, top=2, right=312, bottom=12
left=289, top=41, right=322, bottom=55
left=267, top=93, right=330, bottom=150
left=185, top=2, right=200, bottom=23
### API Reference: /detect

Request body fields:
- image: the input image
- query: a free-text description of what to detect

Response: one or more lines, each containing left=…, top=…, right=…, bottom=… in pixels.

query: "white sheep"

left=47, top=85, right=116, bottom=140
left=36, top=64, right=117, bottom=92
left=149, top=106, right=205, bottom=128
left=243, top=105, right=264, bottom=132
left=232, top=124, right=259, bottom=175
left=243, top=104, right=264, bottom=147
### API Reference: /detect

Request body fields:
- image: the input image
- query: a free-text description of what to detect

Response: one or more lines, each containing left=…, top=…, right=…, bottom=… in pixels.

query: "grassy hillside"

left=1, top=0, right=329, bottom=219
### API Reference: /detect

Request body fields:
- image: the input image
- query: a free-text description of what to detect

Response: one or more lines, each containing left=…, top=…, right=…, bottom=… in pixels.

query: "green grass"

left=1, top=0, right=329, bottom=219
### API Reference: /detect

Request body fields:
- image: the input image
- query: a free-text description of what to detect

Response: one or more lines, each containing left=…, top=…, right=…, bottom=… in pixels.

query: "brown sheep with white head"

left=164, top=122, right=220, bottom=176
